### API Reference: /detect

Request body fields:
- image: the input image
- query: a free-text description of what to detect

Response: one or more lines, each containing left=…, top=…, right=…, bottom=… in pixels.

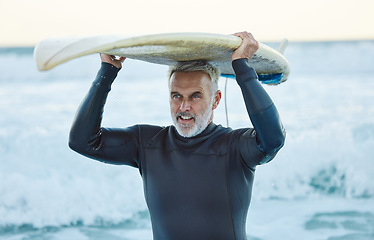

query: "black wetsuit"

left=69, top=59, right=286, bottom=240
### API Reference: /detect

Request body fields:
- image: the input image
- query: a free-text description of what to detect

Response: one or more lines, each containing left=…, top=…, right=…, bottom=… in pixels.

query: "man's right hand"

left=100, top=53, right=126, bottom=69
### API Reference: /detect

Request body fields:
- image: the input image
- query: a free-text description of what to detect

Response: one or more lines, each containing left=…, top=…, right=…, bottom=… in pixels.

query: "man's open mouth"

left=177, top=113, right=195, bottom=123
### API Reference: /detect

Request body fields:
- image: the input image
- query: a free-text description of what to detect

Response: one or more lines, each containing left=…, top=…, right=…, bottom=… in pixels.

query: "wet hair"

left=168, top=61, right=220, bottom=95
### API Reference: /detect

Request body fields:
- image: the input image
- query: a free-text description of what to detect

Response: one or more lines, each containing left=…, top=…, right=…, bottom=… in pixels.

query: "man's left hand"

left=232, top=31, right=259, bottom=61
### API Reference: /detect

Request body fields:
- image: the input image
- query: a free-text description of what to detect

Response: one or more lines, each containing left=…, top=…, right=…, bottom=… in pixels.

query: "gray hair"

left=168, top=61, right=220, bottom=95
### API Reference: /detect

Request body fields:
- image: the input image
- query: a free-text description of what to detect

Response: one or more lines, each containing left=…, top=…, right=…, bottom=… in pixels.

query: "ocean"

left=0, top=40, right=374, bottom=240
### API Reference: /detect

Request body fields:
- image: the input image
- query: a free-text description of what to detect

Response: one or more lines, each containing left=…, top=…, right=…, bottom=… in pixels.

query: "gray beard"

left=171, top=105, right=213, bottom=138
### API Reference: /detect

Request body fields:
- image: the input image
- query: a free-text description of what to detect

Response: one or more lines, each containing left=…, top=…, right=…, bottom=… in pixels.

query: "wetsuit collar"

left=172, top=122, right=217, bottom=141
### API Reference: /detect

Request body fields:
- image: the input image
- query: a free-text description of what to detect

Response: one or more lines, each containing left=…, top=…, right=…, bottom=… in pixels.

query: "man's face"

left=169, top=71, right=221, bottom=138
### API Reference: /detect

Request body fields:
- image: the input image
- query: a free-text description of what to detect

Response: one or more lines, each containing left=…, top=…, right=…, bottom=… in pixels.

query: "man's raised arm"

left=232, top=32, right=286, bottom=164
left=68, top=55, right=139, bottom=165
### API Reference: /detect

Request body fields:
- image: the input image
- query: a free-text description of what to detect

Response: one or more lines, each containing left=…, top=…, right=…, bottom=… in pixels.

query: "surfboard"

left=34, top=32, right=290, bottom=84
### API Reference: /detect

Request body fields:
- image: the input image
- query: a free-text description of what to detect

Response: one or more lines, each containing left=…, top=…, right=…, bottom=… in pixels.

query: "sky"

left=1, top=0, right=373, bottom=46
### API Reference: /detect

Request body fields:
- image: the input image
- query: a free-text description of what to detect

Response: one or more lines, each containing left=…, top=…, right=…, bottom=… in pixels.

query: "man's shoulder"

left=213, top=124, right=253, bottom=137
left=129, top=124, right=170, bottom=143
left=203, top=124, right=255, bottom=150
left=130, top=124, right=167, bottom=135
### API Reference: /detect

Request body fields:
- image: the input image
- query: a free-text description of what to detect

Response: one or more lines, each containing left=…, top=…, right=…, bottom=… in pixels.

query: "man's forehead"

left=170, top=76, right=211, bottom=96
left=170, top=71, right=211, bottom=86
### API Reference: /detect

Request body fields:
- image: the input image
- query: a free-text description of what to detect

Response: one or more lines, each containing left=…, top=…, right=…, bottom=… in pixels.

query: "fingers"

left=110, top=55, right=126, bottom=63
left=100, top=53, right=126, bottom=69
left=234, top=31, right=258, bottom=47
left=100, top=54, right=126, bottom=63
left=232, top=31, right=259, bottom=60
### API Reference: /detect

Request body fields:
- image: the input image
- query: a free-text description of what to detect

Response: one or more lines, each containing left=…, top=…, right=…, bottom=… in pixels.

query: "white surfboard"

left=34, top=32, right=290, bottom=84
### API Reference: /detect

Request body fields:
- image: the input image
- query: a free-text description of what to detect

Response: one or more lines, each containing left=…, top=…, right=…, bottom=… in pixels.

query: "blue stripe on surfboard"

left=221, top=73, right=284, bottom=85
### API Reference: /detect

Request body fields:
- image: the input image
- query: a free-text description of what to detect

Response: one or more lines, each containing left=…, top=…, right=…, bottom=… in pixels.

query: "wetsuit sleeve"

left=233, top=58, right=286, bottom=166
left=69, top=62, right=139, bottom=167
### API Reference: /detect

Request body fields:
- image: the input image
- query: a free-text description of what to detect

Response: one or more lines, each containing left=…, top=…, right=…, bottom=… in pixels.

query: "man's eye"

left=192, top=94, right=201, bottom=99
left=172, top=94, right=180, bottom=99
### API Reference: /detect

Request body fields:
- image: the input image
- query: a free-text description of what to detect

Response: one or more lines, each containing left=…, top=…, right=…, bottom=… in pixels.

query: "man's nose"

left=180, top=99, right=191, bottom=111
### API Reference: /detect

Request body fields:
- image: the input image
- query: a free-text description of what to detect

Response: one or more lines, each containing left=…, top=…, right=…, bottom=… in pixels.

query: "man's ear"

left=212, top=90, right=222, bottom=110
